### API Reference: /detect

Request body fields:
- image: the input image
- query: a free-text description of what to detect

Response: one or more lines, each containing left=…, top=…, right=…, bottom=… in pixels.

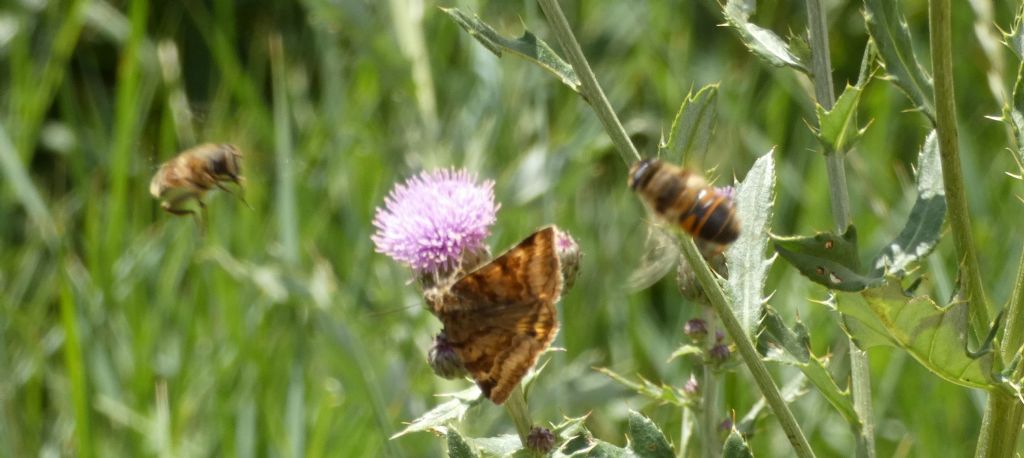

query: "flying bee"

left=628, top=159, right=739, bottom=245
left=149, top=143, right=247, bottom=218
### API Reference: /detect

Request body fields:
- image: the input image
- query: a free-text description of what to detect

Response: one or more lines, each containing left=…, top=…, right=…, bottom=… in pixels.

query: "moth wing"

left=440, top=226, right=562, bottom=404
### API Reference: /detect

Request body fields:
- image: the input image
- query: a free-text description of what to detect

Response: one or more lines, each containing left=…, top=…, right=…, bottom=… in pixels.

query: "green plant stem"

left=536, top=0, right=640, bottom=165
left=60, top=259, right=93, bottom=458
left=803, top=1, right=874, bottom=456
left=678, top=238, right=815, bottom=458
left=976, top=246, right=1024, bottom=457
left=504, top=384, right=533, bottom=447
left=927, top=0, right=1010, bottom=454
left=701, top=306, right=717, bottom=458
left=537, top=1, right=812, bottom=454
left=928, top=0, right=991, bottom=342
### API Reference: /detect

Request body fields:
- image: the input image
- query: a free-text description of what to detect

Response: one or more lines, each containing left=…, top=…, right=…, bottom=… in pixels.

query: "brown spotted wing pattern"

left=428, top=226, right=562, bottom=404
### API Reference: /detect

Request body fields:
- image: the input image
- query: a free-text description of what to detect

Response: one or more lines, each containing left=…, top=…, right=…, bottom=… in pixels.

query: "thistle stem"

left=536, top=0, right=640, bottom=165
left=504, top=384, right=533, bottom=447
left=537, top=0, right=813, bottom=454
left=700, top=306, right=718, bottom=458
left=678, top=238, right=815, bottom=458
left=803, top=0, right=874, bottom=455
left=925, top=0, right=1010, bottom=455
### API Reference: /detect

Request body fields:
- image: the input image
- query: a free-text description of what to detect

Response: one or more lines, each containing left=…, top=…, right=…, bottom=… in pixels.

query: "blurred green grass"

left=1, top=0, right=1021, bottom=456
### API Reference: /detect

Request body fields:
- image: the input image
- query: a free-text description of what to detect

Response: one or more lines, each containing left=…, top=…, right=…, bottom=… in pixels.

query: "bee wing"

left=626, top=224, right=681, bottom=291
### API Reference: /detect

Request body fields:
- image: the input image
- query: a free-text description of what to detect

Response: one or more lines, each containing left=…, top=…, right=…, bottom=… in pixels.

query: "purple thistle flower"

left=372, top=168, right=499, bottom=273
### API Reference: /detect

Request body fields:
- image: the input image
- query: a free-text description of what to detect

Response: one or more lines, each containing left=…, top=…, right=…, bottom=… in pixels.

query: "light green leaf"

left=722, top=429, right=754, bottom=458
left=441, top=7, right=581, bottom=93
left=736, top=374, right=807, bottom=437
left=834, top=278, right=999, bottom=390
left=726, top=151, right=777, bottom=338
left=469, top=434, right=521, bottom=456
left=448, top=429, right=479, bottom=458
left=756, top=309, right=858, bottom=428
left=723, top=0, right=807, bottom=73
left=667, top=344, right=703, bottom=362
left=773, top=226, right=882, bottom=292
left=871, top=130, right=946, bottom=276
left=627, top=411, right=674, bottom=458
left=815, top=84, right=869, bottom=153
left=661, top=84, right=718, bottom=164
left=390, top=388, right=479, bottom=439
left=1002, top=2, right=1024, bottom=59
left=595, top=368, right=689, bottom=407
left=863, top=0, right=936, bottom=122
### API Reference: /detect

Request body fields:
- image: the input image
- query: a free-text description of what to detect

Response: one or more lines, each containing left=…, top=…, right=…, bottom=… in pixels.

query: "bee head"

left=628, top=159, right=658, bottom=191
left=210, top=145, right=242, bottom=182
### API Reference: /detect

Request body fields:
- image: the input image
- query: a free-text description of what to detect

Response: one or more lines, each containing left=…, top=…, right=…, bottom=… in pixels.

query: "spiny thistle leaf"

left=660, top=84, right=719, bottom=164
left=594, top=368, right=689, bottom=407
left=773, top=226, right=882, bottom=292
left=814, top=84, right=870, bottom=153
left=441, top=7, right=581, bottom=93
left=722, top=428, right=754, bottom=458
left=871, top=130, right=946, bottom=277
left=627, top=411, right=674, bottom=458
left=722, top=0, right=807, bottom=73
left=1002, top=2, right=1024, bottom=59
left=757, top=308, right=858, bottom=427
left=726, top=150, right=777, bottom=337
left=447, top=429, right=479, bottom=458
left=390, top=387, right=479, bottom=439
left=834, top=278, right=1000, bottom=390
left=736, top=374, right=807, bottom=437
left=863, top=0, right=936, bottom=123
left=467, top=435, right=521, bottom=456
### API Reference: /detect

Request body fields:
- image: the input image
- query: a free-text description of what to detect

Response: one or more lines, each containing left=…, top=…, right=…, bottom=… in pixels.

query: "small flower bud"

left=527, top=426, right=556, bottom=453
left=710, top=343, right=731, bottom=364
left=428, top=332, right=467, bottom=379
left=684, top=318, right=708, bottom=342
left=719, top=418, right=734, bottom=432
left=683, top=374, right=700, bottom=397
left=555, top=228, right=582, bottom=292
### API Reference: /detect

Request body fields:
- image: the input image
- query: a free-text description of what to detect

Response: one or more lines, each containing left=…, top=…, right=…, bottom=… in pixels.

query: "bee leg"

left=161, top=200, right=196, bottom=217
left=216, top=182, right=253, bottom=210
left=196, top=200, right=209, bottom=236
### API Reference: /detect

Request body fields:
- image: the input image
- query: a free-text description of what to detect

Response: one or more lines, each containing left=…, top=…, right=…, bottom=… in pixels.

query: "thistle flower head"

left=372, top=168, right=499, bottom=273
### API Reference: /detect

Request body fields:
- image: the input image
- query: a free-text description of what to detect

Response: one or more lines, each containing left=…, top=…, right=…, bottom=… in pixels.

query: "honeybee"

left=149, top=143, right=246, bottom=217
left=628, top=159, right=739, bottom=245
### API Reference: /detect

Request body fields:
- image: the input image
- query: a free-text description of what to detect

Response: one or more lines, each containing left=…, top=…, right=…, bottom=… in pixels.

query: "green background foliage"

left=1, top=0, right=1021, bottom=456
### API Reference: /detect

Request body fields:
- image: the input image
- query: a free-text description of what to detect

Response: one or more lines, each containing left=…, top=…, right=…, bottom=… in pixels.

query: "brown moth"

left=424, top=226, right=562, bottom=404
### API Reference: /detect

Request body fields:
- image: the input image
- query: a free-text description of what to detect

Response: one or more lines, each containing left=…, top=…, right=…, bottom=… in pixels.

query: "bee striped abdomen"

left=629, top=159, right=740, bottom=245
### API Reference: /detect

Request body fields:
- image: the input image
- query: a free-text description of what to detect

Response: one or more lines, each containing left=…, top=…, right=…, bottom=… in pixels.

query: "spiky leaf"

left=661, top=84, right=719, bottom=163
left=757, top=309, right=858, bottom=427
left=390, top=387, right=479, bottom=439
left=834, top=278, right=999, bottom=390
left=863, top=0, right=936, bottom=122
left=815, top=84, right=869, bottom=153
left=627, top=411, right=674, bottom=458
left=773, top=226, right=882, bottom=292
left=595, top=368, right=689, bottom=407
left=726, top=151, right=777, bottom=337
left=1003, top=3, right=1024, bottom=59
left=722, top=0, right=807, bottom=73
left=722, top=429, right=754, bottom=458
left=441, top=8, right=581, bottom=93
left=448, top=429, right=479, bottom=458
left=469, top=435, right=522, bottom=456
left=871, top=130, right=945, bottom=276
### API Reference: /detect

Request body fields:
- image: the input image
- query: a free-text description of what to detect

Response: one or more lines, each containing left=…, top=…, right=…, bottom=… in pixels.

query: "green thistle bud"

left=427, top=332, right=467, bottom=379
